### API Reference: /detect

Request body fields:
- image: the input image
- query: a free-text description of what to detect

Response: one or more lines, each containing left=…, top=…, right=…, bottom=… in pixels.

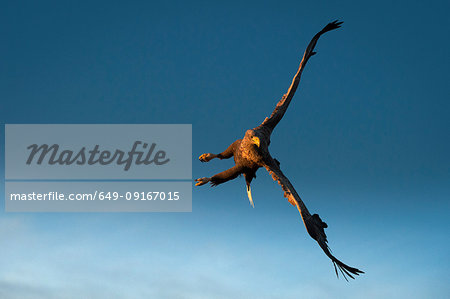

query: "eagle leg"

left=195, top=165, right=244, bottom=187
left=199, top=140, right=242, bottom=163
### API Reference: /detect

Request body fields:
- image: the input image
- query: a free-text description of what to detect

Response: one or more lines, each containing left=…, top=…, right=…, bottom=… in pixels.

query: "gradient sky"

left=1, top=0, right=449, bottom=298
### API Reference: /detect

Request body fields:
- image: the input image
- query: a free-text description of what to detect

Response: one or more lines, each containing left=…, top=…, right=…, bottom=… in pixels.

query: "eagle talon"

left=199, top=153, right=215, bottom=162
left=195, top=177, right=210, bottom=186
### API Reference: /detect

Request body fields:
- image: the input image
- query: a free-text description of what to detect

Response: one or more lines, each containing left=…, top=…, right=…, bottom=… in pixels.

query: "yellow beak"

left=251, top=136, right=260, bottom=147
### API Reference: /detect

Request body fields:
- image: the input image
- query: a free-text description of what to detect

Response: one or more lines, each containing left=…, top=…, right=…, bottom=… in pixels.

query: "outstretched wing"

left=255, top=20, right=343, bottom=134
left=263, top=157, right=364, bottom=280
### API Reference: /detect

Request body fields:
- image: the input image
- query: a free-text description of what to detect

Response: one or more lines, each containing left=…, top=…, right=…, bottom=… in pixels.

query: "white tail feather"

left=246, top=185, right=254, bottom=208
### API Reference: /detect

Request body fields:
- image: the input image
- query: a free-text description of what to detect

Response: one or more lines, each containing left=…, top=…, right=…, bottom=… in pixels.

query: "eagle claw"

left=199, top=153, right=215, bottom=162
left=195, top=177, right=210, bottom=186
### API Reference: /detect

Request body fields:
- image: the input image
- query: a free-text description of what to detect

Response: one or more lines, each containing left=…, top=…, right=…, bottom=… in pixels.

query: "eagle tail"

left=246, top=184, right=255, bottom=208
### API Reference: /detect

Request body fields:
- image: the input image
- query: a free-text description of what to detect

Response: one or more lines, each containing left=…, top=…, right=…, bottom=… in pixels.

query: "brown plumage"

left=195, top=20, right=364, bottom=280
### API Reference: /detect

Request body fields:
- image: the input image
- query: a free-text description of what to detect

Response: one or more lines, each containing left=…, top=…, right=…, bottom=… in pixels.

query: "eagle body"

left=238, top=129, right=270, bottom=167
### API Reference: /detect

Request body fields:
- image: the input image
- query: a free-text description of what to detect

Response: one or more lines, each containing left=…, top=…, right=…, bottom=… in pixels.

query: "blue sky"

left=1, top=0, right=449, bottom=298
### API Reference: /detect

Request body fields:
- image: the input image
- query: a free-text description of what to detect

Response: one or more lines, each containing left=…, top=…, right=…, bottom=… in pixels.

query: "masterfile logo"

left=5, top=124, right=192, bottom=212
left=26, top=141, right=170, bottom=171
left=6, top=124, right=191, bottom=180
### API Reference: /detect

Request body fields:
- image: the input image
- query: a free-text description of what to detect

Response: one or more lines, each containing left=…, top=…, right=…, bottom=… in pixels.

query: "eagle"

left=195, top=20, right=364, bottom=280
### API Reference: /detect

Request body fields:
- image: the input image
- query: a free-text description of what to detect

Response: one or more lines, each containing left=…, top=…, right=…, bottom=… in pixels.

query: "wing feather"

left=263, top=157, right=364, bottom=280
left=256, top=20, right=343, bottom=134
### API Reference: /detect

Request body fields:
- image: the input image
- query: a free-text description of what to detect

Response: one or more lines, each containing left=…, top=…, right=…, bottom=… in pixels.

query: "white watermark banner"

left=5, top=124, right=192, bottom=212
